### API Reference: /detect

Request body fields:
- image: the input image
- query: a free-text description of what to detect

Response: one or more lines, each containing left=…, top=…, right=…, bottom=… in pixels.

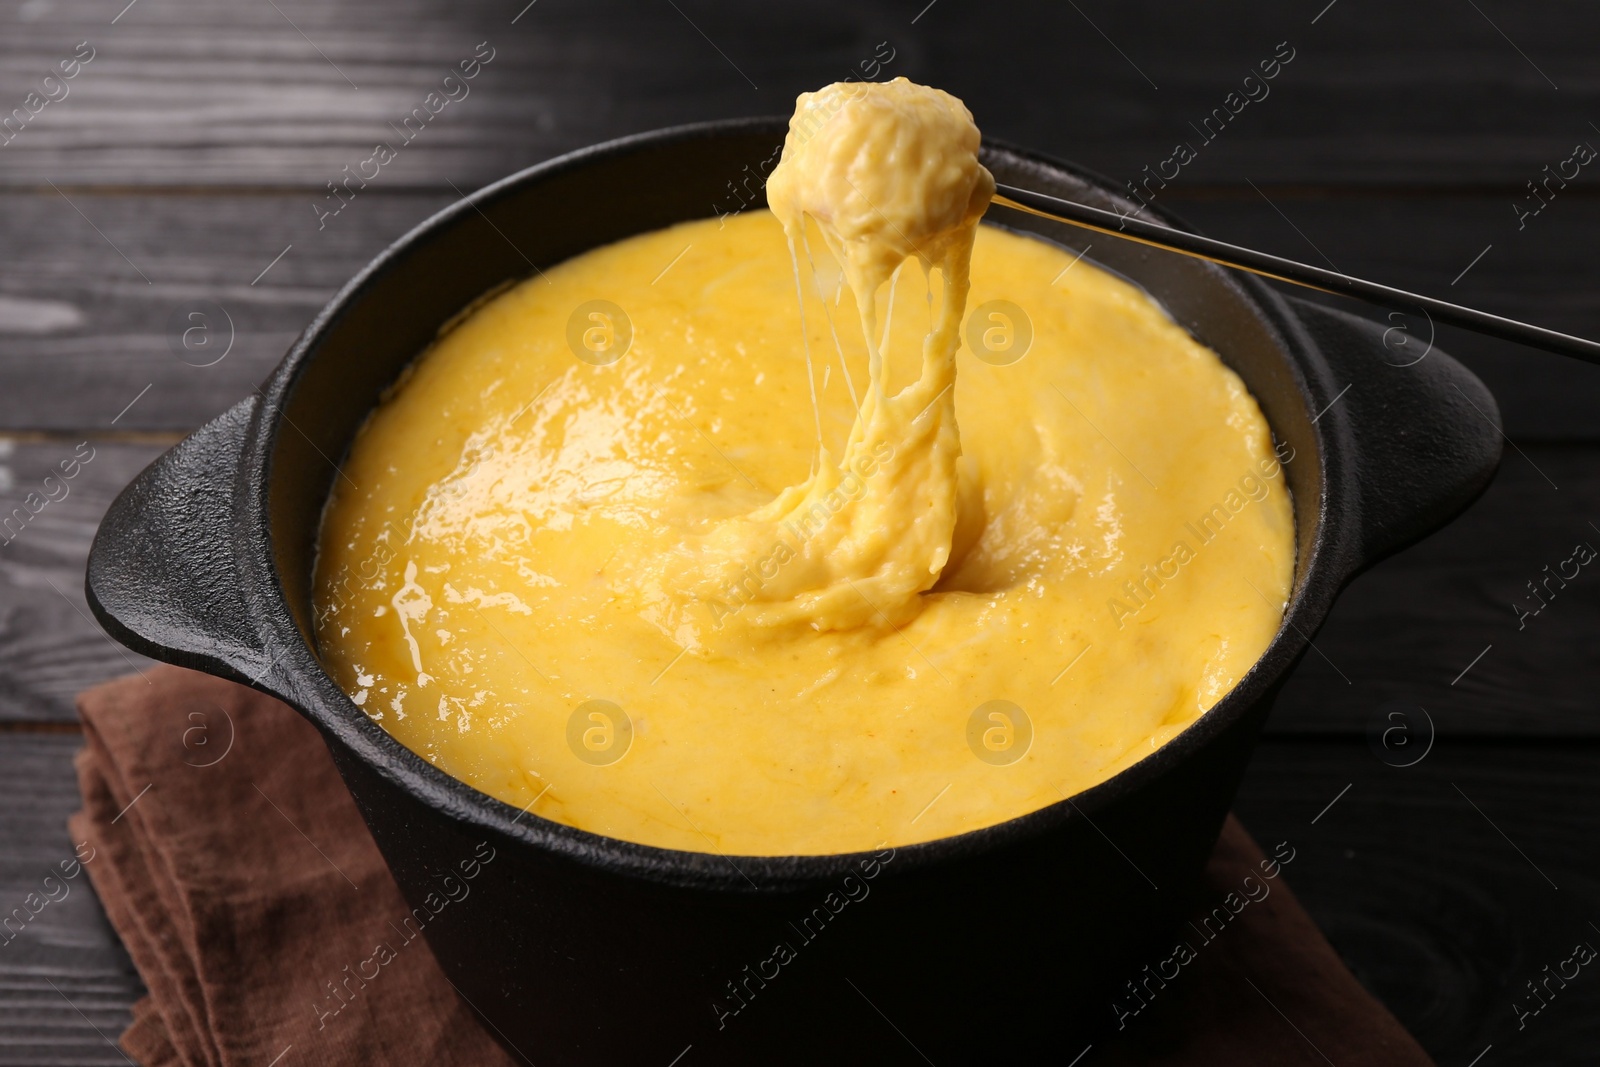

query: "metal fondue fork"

left=991, top=184, right=1600, bottom=365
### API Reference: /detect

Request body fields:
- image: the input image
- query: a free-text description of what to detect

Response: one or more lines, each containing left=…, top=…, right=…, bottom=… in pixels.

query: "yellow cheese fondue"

left=313, top=78, right=1295, bottom=856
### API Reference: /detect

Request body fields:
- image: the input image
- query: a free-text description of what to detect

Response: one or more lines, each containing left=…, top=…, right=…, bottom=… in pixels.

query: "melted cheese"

left=312, top=80, right=1294, bottom=855
left=638, top=78, right=994, bottom=636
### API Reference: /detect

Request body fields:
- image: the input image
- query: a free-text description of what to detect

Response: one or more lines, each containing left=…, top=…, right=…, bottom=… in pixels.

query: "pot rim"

left=239, top=117, right=1347, bottom=893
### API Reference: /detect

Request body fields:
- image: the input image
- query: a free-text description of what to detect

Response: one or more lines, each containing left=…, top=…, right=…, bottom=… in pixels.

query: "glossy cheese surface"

left=313, top=209, right=1294, bottom=855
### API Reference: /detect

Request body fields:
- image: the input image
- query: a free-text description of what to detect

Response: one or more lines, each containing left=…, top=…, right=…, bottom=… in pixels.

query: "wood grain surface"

left=1, top=0, right=1596, bottom=1063
left=1, top=0, right=1598, bottom=187
left=1234, top=738, right=1600, bottom=1067
left=0, top=736, right=139, bottom=1067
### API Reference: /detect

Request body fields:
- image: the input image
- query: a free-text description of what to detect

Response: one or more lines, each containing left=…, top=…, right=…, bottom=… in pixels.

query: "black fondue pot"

left=87, top=119, right=1501, bottom=1065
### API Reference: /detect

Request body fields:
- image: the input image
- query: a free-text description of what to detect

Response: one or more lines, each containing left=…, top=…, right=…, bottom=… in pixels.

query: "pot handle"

left=1288, top=297, right=1504, bottom=574
left=87, top=395, right=276, bottom=686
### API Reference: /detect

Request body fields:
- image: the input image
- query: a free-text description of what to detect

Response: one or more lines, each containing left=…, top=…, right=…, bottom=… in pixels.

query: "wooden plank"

left=2, top=438, right=1597, bottom=736
left=1264, top=443, right=1600, bottom=737
left=1235, top=737, right=1600, bottom=1067
left=1, top=0, right=1598, bottom=188
left=1168, top=192, right=1600, bottom=445
left=0, top=192, right=453, bottom=433
left=0, top=2, right=1594, bottom=1064
left=0, top=440, right=162, bottom=722
left=2, top=190, right=1600, bottom=436
left=2, top=731, right=1595, bottom=1067
left=0, top=735, right=140, bottom=1067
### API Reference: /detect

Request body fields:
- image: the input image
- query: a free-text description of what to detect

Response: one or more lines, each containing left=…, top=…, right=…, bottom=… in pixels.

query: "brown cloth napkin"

left=71, top=666, right=1435, bottom=1066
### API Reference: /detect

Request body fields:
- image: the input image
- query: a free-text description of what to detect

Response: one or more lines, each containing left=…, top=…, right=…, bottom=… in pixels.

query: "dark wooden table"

left=2, top=1, right=1598, bottom=1063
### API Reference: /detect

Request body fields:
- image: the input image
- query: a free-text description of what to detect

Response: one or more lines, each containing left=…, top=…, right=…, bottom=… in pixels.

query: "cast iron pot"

left=87, top=119, right=1501, bottom=1065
